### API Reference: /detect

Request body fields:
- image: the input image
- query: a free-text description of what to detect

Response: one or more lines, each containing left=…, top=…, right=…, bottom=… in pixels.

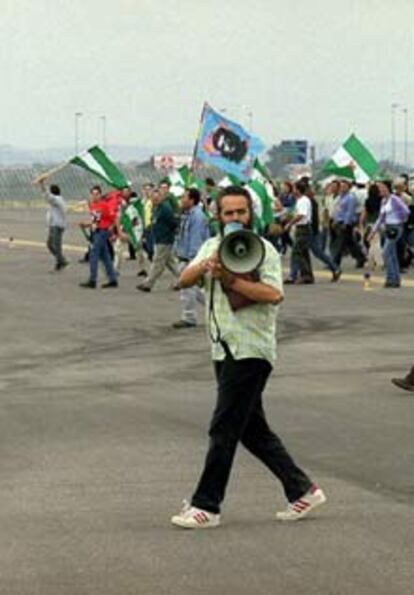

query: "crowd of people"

left=37, top=169, right=414, bottom=308
left=274, top=176, right=414, bottom=288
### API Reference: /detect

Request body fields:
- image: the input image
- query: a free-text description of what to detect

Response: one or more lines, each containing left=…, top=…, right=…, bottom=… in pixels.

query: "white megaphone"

left=218, top=222, right=265, bottom=275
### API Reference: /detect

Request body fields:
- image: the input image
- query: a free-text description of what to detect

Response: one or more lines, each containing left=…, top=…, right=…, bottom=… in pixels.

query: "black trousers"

left=331, top=224, right=365, bottom=268
left=191, top=357, right=312, bottom=514
left=292, top=225, right=314, bottom=282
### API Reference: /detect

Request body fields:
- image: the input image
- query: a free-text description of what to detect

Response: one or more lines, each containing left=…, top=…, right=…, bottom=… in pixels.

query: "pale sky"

left=2, top=0, right=414, bottom=152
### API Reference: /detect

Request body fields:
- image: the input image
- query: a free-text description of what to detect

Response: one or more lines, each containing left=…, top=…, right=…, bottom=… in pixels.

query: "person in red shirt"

left=106, top=188, right=124, bottom=218
left=79, top=185, right=119, bottom=289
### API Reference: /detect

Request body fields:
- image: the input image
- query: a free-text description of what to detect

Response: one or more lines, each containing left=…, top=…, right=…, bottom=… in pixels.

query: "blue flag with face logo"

left=194, top=104, right=265, bottom=181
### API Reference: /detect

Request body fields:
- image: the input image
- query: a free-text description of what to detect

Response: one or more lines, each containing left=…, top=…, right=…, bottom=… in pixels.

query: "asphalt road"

left=1, top=208, right=414, bottom=595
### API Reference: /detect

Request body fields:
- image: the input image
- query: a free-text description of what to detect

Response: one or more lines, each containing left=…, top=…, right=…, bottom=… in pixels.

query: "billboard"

left=153, top=154, right=193, bottom=172
left=279, top=140, right=308, bottom=165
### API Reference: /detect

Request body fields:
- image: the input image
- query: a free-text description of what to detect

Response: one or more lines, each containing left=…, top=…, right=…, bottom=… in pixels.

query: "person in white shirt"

left=39, top=178, right=68, bottom=271
left=284, top=179, right=314, bottom=284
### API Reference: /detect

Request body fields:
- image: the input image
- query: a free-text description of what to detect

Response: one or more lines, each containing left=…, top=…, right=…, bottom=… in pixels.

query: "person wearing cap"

left=367, top=180, right=409, bottom=288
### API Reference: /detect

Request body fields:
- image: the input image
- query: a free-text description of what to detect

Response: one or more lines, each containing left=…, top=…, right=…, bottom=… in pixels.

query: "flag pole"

left=191, top=101, right=208, bottom=174
left=32, top=161, right=69, bottom=185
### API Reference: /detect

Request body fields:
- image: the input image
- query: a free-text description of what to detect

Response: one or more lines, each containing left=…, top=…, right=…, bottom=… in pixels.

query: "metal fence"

left=0, top=162, right=221, bottom=206
left=0, top=163, right=161, bottom=205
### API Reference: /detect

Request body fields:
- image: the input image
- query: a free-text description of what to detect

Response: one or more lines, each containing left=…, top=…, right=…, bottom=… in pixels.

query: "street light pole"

left=402, top=107, right=408, bottom=169
left=75, top=112, right=83, bottom=154
left=100, top=116, right=107, bottom=150
left=391, top=102, right=399, bottom=169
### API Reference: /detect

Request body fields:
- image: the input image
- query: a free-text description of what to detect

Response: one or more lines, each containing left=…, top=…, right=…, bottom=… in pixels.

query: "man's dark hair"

left=130, top=191, right=138, bottom=198
left=294, top=180, right=308, bottom=195
left=159, top=178, right=171, bottom=187
left=187, top=187, right=201, bottom=205
left=217, top=185, right=254, bottom=229
left=205, top=177, right=215, bottom=187
left=91, top=185, right=102, bottom=193
left=298, top=176, right=311, bottom=188
left=49, top=184, right=60, bottom=196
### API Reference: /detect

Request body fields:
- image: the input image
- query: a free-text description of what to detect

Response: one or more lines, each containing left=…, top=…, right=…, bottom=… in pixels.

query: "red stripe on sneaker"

left=293, top=501, right=310, bottom=512
left=195, top=511, right=208, bottom=524
left=194, top=512, right=204, bottom=524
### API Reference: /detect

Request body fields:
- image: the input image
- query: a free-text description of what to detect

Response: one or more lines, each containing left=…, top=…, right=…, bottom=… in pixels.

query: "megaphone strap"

left=209, top=279, right=233, bottom=360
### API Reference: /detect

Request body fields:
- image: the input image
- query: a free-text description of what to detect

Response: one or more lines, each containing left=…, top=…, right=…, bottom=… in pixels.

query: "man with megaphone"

left=171, top=186, right=326, bottom=529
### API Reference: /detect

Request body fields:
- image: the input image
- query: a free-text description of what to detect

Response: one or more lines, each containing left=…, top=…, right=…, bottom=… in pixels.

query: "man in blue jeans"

left=79, top=186, right=119, bottom=289
left=172, top=187, right=210, bottom=328
left=171, top=186, right=326, bottom=529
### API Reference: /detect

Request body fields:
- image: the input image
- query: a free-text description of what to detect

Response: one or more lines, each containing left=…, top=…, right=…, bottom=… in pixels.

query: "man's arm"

left=283, top=212, right=304, bottom=231
left=225, top=275, right=283, bottom=305
left=179, top=259, right=209, bottom=288
left=208, top=258, right=283, bottom=305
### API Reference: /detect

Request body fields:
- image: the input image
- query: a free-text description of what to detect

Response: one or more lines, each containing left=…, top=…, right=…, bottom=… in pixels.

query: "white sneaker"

left=276, top=485, right=327, bottom=521
left=171, top=500, right=221, bottom=529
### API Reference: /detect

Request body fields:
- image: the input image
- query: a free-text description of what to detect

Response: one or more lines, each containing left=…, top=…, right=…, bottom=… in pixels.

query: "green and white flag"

left=246, top=160, right=274, bottom=227
left=70, top=145, right=129, bottom=189
left=246, top=179, right=274, bottom=227
left=323, top=134, right=379, bottom=183
left=120, top=202, right=143, bottom=251
left=167, top=165, right=191, bottom=197
left=251, top=158, right=272, bottom=184
left=167, top=165, right=205, bottom=197
left=168, top=165, right=191, bottom=188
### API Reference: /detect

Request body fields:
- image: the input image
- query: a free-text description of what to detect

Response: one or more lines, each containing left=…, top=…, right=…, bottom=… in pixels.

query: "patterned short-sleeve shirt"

left=190, top=236, right=283, bottom=366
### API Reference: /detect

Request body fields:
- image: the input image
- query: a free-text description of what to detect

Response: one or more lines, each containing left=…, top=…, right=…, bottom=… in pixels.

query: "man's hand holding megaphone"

left=205, top=254, right=237, bottom=286
left=180, top=246, right=282, bottom=310
left=201, top=223, right=282, bottom=310
left=210, top=252, right=260, bottom=311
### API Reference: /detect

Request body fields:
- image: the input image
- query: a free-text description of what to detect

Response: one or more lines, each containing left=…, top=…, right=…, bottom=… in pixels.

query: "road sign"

left=279, top=140, right=308, bottom=164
